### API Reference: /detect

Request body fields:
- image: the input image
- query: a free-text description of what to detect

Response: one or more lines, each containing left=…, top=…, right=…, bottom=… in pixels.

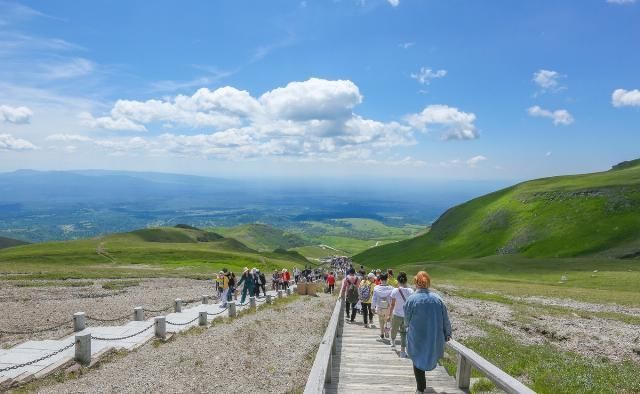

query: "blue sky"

left=0, top=0, right=639, bottom=181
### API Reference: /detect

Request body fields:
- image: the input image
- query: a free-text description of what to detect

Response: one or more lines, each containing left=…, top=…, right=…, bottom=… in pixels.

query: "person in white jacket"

left=372, top=273, right=394, bottom=340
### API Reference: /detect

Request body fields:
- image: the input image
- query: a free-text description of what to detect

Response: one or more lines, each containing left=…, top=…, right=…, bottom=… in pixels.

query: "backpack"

left=346, top=278, right=359, bottom=304
left=359, top=282, right=371, bottom=302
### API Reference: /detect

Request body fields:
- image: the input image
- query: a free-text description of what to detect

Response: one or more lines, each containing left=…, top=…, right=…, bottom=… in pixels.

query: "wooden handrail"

left=304, top=297, right=344, bottom=394
left=446, top=339, right=536, bottom=394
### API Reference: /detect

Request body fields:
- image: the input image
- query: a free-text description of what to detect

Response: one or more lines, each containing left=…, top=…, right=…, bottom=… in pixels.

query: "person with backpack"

left=326, top=271, right=336, bottom=294
left=387, top=271, right=414, bottom=357
left=225, top=270, right=236, bottom=304
left=404, top=271, right=452, bottom=394
left=359, top=273, right=376, bottom=328
left=340, top=268, right=360, bottom=323
left=255, top=269, right=267, bottom=297
left=372, top=273, right=394, bottom=339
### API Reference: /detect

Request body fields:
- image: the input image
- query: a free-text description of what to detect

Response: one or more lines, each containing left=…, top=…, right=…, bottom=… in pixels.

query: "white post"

left=134, top=306, right=144, bottom=321
left=456, top=354, right=472, bottom=389
left=228, top=301, right=237, bottom=317
left=250, top=296, right=256, bottom=309
left=286, top=288, right=292, bottom=295
left=202, top=295, right=208, bottom=304
left=73, top=312, right=86, bottom=332
left=199, top=311, right=207, bottom=326
left=74, top=333, right=91, bottom=366
left=266, top=294, right=273, bottom=304
left=278, top=290, right=283, bottom=298
left=174, top=298, right=182, bottom=313
left=154, top=316, right=166, bottom=339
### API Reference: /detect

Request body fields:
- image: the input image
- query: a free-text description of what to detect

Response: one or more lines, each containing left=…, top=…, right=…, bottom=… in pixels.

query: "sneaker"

left=379, top=334, right=384, bottom=339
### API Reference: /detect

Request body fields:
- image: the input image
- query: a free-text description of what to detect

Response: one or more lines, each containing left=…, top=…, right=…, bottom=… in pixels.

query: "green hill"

left=0, top=226, right=305, bottom=280
left=213, top=223, right=306, bottom=252
left=355, top=160, right=640, bottom=265
left=0, top=236, right=29, bottom=250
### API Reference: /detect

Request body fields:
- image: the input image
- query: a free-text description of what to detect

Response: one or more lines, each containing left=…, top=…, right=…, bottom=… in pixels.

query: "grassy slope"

left=355, top=161, right=640, bottom=265
left=0, top=236, right=29, bottom=249
left=0, top=226, right=306, bottom=280
left=213, top=223, right=305, bottom=251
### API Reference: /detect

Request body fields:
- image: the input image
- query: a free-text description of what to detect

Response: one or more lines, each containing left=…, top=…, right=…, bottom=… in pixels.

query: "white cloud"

left=405, top=104, right=479, bottom=140
left=612, top=89, right=640, bottom=107
left=410, top=67, right=447, bottom=85
left=607, top=0, right=636, bottom=4
left=0, top=104, right=33, bottom=124
left=387, top=0, right=400, bottom=7
left=532, top=69, right=565, bottom=93
left=399, top=42, right=414, bottom=49
left=527, top=105, right=574, bottom=126
left=546, top=151, right=552, bottom=157
left=0, top=133, right=37, bottom=151
left=466, top=155, right=487, bottom=167
left=76, top=78, right=477, bottom=161
left=42, top=58, right=94, bottom=80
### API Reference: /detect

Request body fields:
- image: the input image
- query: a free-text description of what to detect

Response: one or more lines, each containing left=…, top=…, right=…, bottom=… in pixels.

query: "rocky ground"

left=34, top=293, right=334, bottom=394
left=441, top=289, right=640, bottom=365
left=0, top=278, right=221, bottom=348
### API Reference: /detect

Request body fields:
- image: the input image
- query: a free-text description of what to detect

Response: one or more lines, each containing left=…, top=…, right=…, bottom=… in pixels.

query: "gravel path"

left=36, top=294, right=334, bottom=393
left=0, top=279, right=217, bottom=348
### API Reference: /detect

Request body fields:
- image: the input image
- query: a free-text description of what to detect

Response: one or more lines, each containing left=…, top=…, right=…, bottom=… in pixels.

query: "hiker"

left=340, top=268, right=360, bottom=323
left=236, top=267, right=255, bottom=304
left=404, top=271, right=452, bottom=394
left=226, top=270, right=236, bottom=303
left=220, top=269, right=230, bottom=307
left=326, top=271, right=336, bottom=294
left=372, top=273, right=394, bottom=339
left=359, top=273, right=376, bottom=328
left=256, top=269, right=267, bottom=296
left=374, top=269, right=382, bottom=285
left=272, top=270, right=279, bottom=290
left=358, top=265, right=366, bottom=279
left=387, top=271, right=413, bottom=357
left=387, top=269, right=398, bottom=288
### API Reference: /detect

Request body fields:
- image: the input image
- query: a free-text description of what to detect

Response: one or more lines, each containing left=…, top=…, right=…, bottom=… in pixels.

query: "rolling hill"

left=0, top=225, right=308, bottom=280
left=354, top=159, right=640, bottom=265
left=213, top=224, right=306, bottom=251
left=0, top=236, right=29, bottom=250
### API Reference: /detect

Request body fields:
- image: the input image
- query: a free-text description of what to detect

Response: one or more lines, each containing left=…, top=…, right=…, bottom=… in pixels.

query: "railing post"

left=199, top=311, right=207, bottom=326
left=286, top=288, right=292, bottom=295
left=228, top=301, right=237, bottom=317
left=456, top=353, right=472, bottom=389
left=134, top=306, right=144, bottom=321
left=266, top=294, right=273, bottom=304
left=155, top=316, right=166, bottom=339
left=174, top=298, right=182, bottom=313
left=202, top=295, right=208, bottom=304
left=74, top=333, right=91, bottom=366
left=73, top=312, right=86, bottom=332
left=250, top=296, right=256, bottom=309
left=278, top=290, right=283, bottom=298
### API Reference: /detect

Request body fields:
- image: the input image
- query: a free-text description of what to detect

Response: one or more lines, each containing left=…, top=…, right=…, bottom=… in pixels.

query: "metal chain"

left=85, top=313, right=131, bottom=322
left=0, top=341, right=74, bottom=373
left=166, top=315, right=200, bottom=326
left=0, top=319, right=73, bottom=335
left=143, top=305, right=172, bottom=313
left=206, top=307, right=228, bottom=316
left=90, top=323, right=154, bottom=341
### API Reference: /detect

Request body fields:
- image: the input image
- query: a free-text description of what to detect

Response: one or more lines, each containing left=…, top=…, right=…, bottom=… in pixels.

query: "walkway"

left=326, top=320, right=462, bottom=394
left=0, top=289, right=286, bottom=388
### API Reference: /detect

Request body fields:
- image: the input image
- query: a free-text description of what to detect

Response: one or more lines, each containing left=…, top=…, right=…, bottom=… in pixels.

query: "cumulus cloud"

left=612, top=89, right=640, bottom=107
left=466, top=155, right=487, bottom=167
left=532, top=69, right=565, bottom=93
left=0, top=104, right=33, bottom=124
left=410, top=67, right=447, bottom=85
left=0, top=133, right=37, bottom=151
left=405, top=104, right=479, bottom=140
left=77, top=78, right=477, bottom=160
left=527, top=105, right=574, bottom=125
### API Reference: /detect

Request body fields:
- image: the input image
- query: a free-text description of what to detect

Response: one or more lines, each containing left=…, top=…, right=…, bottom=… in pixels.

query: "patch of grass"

left=101, top=280, right=139, bottom=290
left=471, top=378, right=496, bottom=393
left=460, top=322, right=640, bottom=394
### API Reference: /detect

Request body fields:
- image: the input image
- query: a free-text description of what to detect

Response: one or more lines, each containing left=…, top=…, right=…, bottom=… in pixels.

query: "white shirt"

left=390, top=287, right=414, bottom=317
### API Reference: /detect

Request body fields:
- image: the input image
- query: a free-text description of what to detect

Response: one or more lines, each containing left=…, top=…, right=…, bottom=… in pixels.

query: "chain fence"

left=206, top=307, right=228, bottom=316
left=85, top=313, right=131, bottom=323
left=166, top=315, right=200, bottom=326
left=0, top=319, right=73, bottom=335
left=143, top=305, right=173, bottom=313
left=90, top=323, right=155, bottom=341
left=0, top=341, right=74, bottom=373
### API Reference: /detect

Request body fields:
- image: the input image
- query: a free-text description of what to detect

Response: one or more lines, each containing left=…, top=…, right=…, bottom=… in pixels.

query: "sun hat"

left=367, top=273, right=376, bottom=279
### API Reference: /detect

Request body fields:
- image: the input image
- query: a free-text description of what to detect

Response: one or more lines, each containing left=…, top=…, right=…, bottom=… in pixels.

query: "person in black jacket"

left=254, top=269, right=267, bottom=297
left=236, top=267, right=255, bottom=304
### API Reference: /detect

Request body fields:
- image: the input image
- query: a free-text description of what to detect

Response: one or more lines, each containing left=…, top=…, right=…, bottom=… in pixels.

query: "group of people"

left=271, top=269, right=291, bottom=290
left=215, top=267, right=270, bottom=307
left=338, top=268, right=452, bottom=394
